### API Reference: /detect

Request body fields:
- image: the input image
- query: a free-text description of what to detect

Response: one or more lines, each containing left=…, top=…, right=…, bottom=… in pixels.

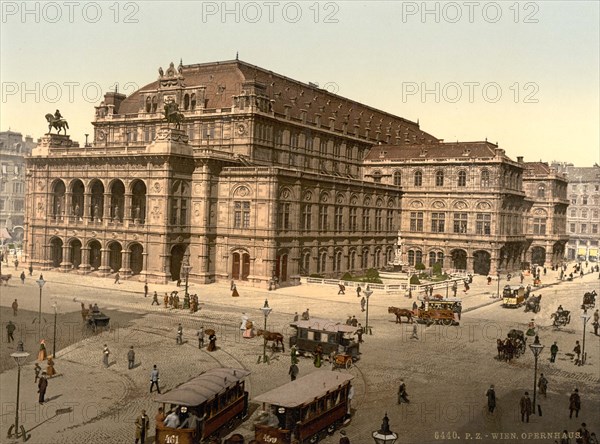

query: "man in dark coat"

left=38, top=372, right=48, bottom=404
left=144, top=283, right=148, bottom=298
left=520, top=392, right=532, bottom=422
left=288, top=363, right=299, bottom=381
left=485, top=385, right=496, bottom=413
left=135, top=409, right=149, bottom=444
left=6, top=321, right=15, bottom=342
left=550, top=341, right=559, bottom=363
left=397, top=380, right=409, bottom=404
left=569, top=388, right=581, bottom=418
left=127, top=346, right=135, bottom=370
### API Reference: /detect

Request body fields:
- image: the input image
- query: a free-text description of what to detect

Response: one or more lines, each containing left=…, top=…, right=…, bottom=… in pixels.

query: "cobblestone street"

left=1, top=264, right=599, bottom=444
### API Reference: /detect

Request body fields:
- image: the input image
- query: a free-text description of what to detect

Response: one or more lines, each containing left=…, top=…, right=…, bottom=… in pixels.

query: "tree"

left=432, top=263, right=442, bottom=276
left=415, top=262, right=425, bottom=271
left=410, top=274, right=421, bottom=285
left=365, top=268, right=381, bottom=283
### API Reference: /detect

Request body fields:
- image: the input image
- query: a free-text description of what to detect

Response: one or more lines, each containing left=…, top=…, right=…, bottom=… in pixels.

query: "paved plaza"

left=1, top=261, right=599, bottom=444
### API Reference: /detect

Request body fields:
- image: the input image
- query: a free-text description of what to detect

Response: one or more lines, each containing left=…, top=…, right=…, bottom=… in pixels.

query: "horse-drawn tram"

left=154, top=367, right=250, bottom=444
left=253, top=370, right=354, bottom=444
left=289, top=319, right=359, bottom=359
left=416, top=297, right=461, bottom=325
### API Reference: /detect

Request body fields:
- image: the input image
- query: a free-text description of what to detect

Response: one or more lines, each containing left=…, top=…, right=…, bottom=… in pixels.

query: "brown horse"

left=388, top=307, right=414, bottom=324
left=0, top=274, right=12, bottom=285
left=256, top=329, right=285, bottom=352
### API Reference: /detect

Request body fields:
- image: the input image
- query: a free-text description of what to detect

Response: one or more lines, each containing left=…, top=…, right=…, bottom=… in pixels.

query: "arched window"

left=190, top=93, right=196, bottom=110
left=317, top=250, right=327, bottom=274
left=184, top=94, right=190, bottom=110
left=333, top=250, right=343, bottom=272
left=458, top=171, right=467, bottom=187
left=408, top=250, right=415, bottom=266
left=435, top=170, right=444, bottom=187
left=145, top=97, right=151, bottom=113
left=361, top=248, right=369, bottom=269
left=414, top=170, right=422, bottom=186
left=393, top=171, right=401, bottom=186
left=537, top=184, right=545, bottom=198
left=301, top=251, right=310, bottom=275
left=481, top=170, right=490, bottom=188
left=151, top=96, right=158, bottom=113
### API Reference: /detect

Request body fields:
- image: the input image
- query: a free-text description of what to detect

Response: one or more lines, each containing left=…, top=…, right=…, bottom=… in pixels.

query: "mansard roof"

left=564, top=165, right=600, bottom=183
left=117, top=59, right=438, bottom=141
left=364, top=141, right=507, bottom=162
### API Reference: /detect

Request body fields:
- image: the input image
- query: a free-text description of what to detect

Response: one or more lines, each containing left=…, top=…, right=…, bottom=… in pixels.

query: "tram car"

left=416, top=297, right=461, bottom=325
left=289, top=318, right=359, bottom=359
left=154, top=367, right=250, bottom=444
left=502, top=285, right=525, bottom=308
left=253, top=370, right=354, bottom=444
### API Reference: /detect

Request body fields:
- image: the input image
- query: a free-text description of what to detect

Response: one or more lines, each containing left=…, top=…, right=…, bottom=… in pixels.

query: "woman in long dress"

left=313, top=343, right=323, bottom=368
left=37, top=340, right=47, bottom=362
left=207, top=333, right=217, bottom=351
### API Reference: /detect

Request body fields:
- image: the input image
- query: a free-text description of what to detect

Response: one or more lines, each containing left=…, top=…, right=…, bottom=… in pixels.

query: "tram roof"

left=154, top=367, right=250, bottom=407
left=290, top=318, right=357, bottom=333
left=253, top=370, right=354, bottom=408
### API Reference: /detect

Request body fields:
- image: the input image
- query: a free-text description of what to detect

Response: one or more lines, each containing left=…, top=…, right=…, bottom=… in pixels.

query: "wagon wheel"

left=442, top=318, right=453, bottom=326
left=309, top=433, right=319, bottom=443
left=345, top=357, right=353, bottom=369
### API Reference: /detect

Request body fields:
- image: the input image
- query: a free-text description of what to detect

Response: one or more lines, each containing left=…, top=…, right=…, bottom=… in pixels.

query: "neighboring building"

left=363, top=142, right=532, bottom=275
left=0, top=130, right=36, bottom=240
left=554, top=164, right=600, bottom=262
left=522, top=162, right=569, bottom=266
left=25, top=59, right=440, bottom=286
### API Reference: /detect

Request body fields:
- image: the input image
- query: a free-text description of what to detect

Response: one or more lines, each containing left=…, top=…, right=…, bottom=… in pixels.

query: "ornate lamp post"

left=36, top=276, right=46, bottom=342
left=580, top=310, right=591, bottom=365
left=259, top=299, right=272, bottom=364
left=372, top=413, right=397, bottom=444
left=52, top=302, right=58, bottom=358
left=364, top=286, right=373, bottom=335
left=528, top=335, right=544, bottom=415
left=181, top=256, right=192, bottom=298
left=7, top=341, right=29, bottom=442
left=496, top=271, right=501, bottom=298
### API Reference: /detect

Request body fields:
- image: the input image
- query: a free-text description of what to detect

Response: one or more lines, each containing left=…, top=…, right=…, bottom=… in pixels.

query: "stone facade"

left=553, top=164, right=600, bottom=262
left=25, top=60, right=418, bottom=286
left=0, top=130, right=36, bottom=239
left=362, top=144, right=568, bottom=274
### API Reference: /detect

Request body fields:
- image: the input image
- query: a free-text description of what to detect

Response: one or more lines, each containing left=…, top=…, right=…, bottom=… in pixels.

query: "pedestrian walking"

left=538, top=373, right=548, bottom=397
left=150, top=365, right=161, bottom=393
left=6, top=320, right=15, bottom=342
left=151, top=291, right=159, bottom=306
left=34, top=363, right=41, bottom=383
left=360, top=297, right=366, bottom=312
left=569, top=388, right=581, bottom=418
left=593, top=309, right=599, bottom=336
left=207, top=332, right=217, bottom=351
left=28, top=264, right=33, bottom=276
left=339, top=429, right=350, bottom=444
left=356, top=285, right=362, bottom=298
left=410, top=323, right=418, bottom=340
left=46, top=356, right=56, bottom=377
left=356, top=324, right=364, bottom=343
left=197, top=328, right=205, bottom=349
left=144, top=283, right=148, bottom=298
left=486, top=385, right=496, bottom=413
left=135, top=409, right=149, bottom=444
left=12, top=299, right=18, bottom=316
left=102, top=344, right=110, bottom=367
left=454, top=302, right=462, bottom=321
left=452, top=282, right=458, bottom=297
left=550, top=341, right=559, bottom=363
left=313, top=343, right=323, bottom=368
left=37, top=372, right=48, bottom=404
left=20, top=271, right=25, bottom=284
left=338, top=282, right=345, bottom=295
left=576, top=423, right=591, bottom=444
left=127, top=346, right=135, bottom=370
left=397, top=380, right=409, bottom=404
left=176, top=323, right=183, bottom=345
left=114, top=272, right=120, bottom=284
left=520, top=392, right=532, bottom=423
left=487, top=276, right=492, bottom=285
left=14, top=258, right=19, bottom=270
left=231, top=282, right=239, bottom=297
left=288, top=363, right=299, bottom=381
left=573, top=340, right=581, bottom=365
left=293, top=312, right=299, bottom=322
left=38, top=340, right=47, bottom=361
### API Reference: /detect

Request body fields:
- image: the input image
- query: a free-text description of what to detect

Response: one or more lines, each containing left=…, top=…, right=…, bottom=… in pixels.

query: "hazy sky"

left=1, top=1, right=598, bottom=166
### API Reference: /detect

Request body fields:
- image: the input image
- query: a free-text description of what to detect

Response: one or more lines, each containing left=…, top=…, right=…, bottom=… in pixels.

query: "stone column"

left=79, top=247, right=91, bottom=274
left=103, top=192, right=111, bottom=225
left=124, top=192, right=133, bottom=225
left=120, top=249, right=132, bottom=277
left=60, top=243, right=72, bottom=272
left=98, top=247, right=111, bottom=275
left=84, top=192, right=92, bottom=222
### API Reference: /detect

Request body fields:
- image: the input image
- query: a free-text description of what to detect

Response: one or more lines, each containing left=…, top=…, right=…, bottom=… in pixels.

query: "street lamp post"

left=259, top=299, right=272, bottom=364
left=528, top=335, right=544, bottom=415
left=372, top=413, right=397, bottom=444
left=496, top=272, right=501, bottom=298
left=580, top=310, right=591, bottom=365
left=364, top=286, right=373, bottom=335
left=36, top=277, right=46, bottom=342
left=8, top=341, right=29, bottom=442
left=52, top=302, right=58, bottom=358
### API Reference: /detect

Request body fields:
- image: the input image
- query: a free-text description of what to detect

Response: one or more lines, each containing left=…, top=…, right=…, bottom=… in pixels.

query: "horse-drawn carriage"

left=496, top=329, right=527, bottom=362
left=502, top=285, right=525, bottom=308
left=331, top=353, right=354, bottom=370
left=415, top=297, right=461, bottom=325
left=85, top=310, right=111, bottom=333
left=551, top=309, right=571, bottom=328
left=524, top=295, right=542, bottom=313
left=582, top=290, right=597, bottom=310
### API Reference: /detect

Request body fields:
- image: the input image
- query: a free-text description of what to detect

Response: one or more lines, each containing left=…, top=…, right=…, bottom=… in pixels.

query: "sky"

left=1, top=1, right=599, bottom=166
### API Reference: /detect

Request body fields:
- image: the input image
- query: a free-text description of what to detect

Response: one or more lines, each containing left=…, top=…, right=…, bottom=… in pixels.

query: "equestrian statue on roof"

left=163, top=98, right=184, bottom=130
left=45, top=109, right=69, bottom=135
